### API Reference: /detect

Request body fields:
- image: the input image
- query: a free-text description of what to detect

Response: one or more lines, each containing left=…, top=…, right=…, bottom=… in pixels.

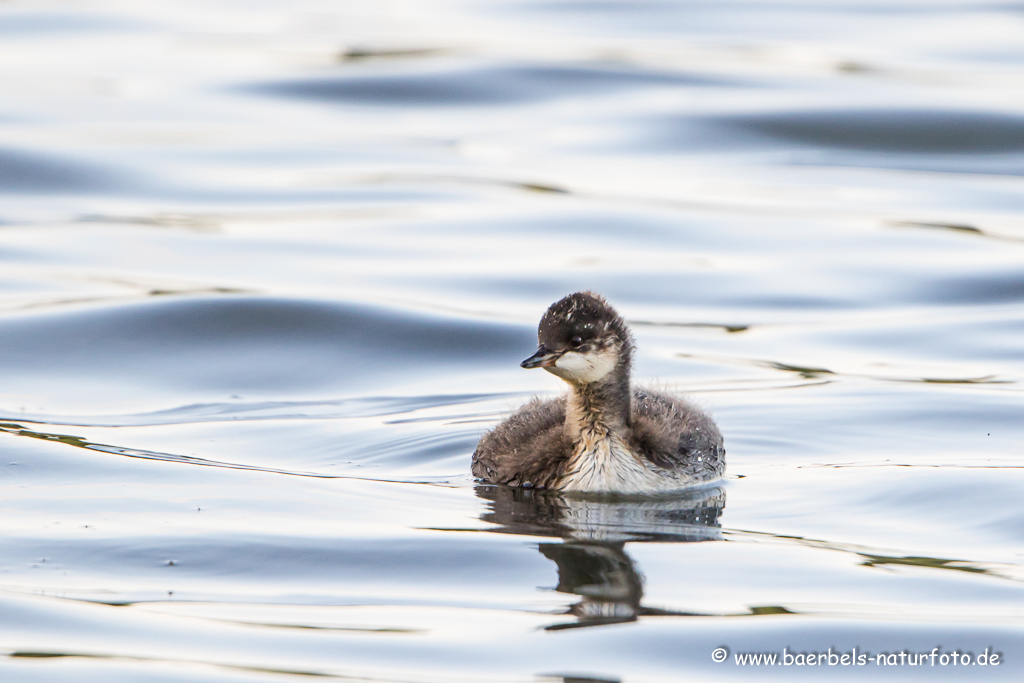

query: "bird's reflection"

left=538, top=542, right=642, bottom=629
left=476, top=485, right=725, bottom=630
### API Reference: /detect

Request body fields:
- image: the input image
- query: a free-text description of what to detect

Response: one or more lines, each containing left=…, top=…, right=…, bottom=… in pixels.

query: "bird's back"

left=628, top=388, right=726, bottom=482
left=472, top=396, right=571, bottom=488
left=473, top=388, right=725, bottom=489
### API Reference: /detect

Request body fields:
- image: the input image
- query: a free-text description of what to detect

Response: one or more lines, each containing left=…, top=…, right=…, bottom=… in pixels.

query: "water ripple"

left=244, top=61, right=733, bottom=108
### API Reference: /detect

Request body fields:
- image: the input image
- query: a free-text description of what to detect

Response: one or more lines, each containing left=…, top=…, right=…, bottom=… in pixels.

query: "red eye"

left=569, top=336, right=583, bottom=348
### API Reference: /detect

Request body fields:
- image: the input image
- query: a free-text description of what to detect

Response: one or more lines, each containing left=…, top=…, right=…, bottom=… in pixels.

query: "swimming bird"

left=473, top=292, right=725, bottom=493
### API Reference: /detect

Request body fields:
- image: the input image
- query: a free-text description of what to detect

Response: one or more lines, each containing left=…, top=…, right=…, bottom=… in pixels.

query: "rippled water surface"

left=2, top=1, right=1023, bottom=681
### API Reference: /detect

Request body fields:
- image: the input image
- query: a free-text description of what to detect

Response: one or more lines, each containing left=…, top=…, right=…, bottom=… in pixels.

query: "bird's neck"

left=565, top=362, right=632, bottom=442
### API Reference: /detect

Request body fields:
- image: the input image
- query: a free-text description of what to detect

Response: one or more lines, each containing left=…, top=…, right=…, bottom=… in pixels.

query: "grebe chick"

left=473, top=292, right=725, bottom=493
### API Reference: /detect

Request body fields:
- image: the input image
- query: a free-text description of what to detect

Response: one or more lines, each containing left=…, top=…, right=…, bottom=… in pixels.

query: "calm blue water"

left=1, top=1, right=1022, bottom=681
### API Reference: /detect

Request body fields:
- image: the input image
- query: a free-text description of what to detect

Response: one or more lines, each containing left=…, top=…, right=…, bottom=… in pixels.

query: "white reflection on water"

left=0, top=0, right=1022, bottom=681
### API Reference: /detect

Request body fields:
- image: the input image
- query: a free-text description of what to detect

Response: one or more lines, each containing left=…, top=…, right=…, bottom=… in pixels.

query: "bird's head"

left=521, top=291, right=633, bottom=385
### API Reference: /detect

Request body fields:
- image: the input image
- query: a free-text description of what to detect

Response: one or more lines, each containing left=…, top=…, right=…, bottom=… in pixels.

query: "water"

left=1, top=0, right=1022, bottom=680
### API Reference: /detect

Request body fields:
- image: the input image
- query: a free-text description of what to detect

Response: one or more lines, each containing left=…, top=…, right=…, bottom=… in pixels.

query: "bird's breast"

left=557, top=431, right=655, bottom=493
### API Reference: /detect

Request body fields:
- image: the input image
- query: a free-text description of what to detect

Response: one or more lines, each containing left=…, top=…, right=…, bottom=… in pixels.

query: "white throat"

left=545, top=347, right=618, bottom=384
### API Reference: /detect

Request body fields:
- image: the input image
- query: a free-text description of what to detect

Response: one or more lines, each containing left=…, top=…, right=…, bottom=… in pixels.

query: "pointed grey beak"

left=521, top=345, right=561, bottom=369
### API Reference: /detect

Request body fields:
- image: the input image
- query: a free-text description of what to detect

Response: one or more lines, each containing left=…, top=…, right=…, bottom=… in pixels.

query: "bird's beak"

left=520, top=345, right=561, bottom=369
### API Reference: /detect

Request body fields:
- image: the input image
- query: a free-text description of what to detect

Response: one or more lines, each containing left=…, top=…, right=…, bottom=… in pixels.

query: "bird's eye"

left=569, top=336, right=583, bottom=349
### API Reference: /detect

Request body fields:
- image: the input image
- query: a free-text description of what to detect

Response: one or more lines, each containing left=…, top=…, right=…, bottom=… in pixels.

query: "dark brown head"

left=521, top=291, right=633, bottom=385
